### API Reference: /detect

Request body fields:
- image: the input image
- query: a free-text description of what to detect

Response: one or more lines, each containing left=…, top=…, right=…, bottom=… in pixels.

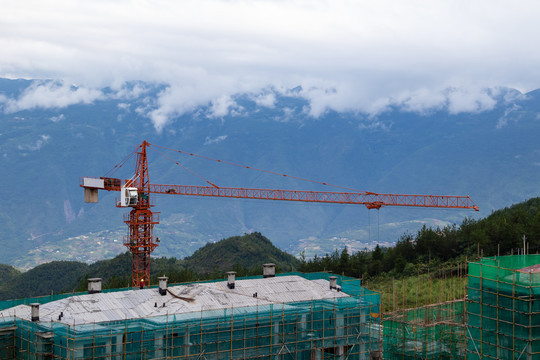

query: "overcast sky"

left=1, top=0, right=539, bottom=130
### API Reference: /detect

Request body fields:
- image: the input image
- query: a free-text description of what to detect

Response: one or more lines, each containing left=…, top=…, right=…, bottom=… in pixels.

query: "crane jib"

left=81, top=177, right=478, bottom=210
left=148, top=183, right=479, bottom=210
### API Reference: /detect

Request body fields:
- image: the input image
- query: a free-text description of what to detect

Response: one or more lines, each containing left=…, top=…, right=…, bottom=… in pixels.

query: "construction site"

left=383, top=300, right=466, bottom=359
left=466, top=255, right=539, bottom=360
left=0, top=255, right=538, bottom=359
left=380, top=254, right=539, bottom=360
left=0, top=141, right=538, bottom=359
left=0, top=268, right=382, bottom=359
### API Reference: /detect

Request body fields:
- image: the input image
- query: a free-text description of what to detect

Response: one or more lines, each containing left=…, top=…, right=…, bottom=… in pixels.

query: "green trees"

left=299, top=196, right=540, bottom=279
left=1, top=197, right=540, bottom=301
left=0, top=233, right=302, bottom=300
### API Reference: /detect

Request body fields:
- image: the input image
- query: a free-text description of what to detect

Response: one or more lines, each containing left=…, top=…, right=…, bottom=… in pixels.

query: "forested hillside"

left=183, top=232, right=300, bottom=274
left=0, top=198, right=538, bottom=301
left=0, top=233, right=299, bottom=300
left=299, top=197, right=540, bottom=278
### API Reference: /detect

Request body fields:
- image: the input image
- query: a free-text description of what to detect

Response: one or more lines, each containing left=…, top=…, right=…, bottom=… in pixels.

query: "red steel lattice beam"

left=149, top=184, right=479, bottom=210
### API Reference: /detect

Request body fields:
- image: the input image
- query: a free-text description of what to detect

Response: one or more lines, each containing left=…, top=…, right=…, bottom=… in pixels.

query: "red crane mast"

left=81, top=140, right=479, bottom=288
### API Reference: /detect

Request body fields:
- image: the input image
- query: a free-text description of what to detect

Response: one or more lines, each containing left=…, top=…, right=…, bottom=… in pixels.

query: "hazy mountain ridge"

left=1, top=79, right=539, bottom=268
left=0, top=233, right=300, bottom=300
left=1, top=196, right=539, bottom=301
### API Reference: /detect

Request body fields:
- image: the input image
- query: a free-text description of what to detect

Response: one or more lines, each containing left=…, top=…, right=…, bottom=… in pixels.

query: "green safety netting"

left=467, top=255, right=540, bottom=360
left=0, top=272, right=381, bottom=360
left=383, top=300, right=466, bottom=360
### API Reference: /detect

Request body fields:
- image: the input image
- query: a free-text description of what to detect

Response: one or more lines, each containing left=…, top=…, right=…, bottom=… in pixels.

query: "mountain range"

left=0, top=232, right=300, bottom=301
left=1, top=78, right=539, bottom=269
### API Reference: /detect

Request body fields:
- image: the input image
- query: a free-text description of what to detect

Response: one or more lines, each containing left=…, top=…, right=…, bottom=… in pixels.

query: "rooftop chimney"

left=263, top=263, right=275, bottom=278
left=88, top=278, right=102, bottom=294
left=329, top=276, right=338, bottom=290
left=158, top=276, right=168, bottom=296
left=227, top=271, right=236, bottom=289
left=30, top=303, right=40, bottom=322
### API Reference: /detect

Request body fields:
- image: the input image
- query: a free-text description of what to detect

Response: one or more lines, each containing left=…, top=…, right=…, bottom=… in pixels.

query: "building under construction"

left=381, top=254, right=539, bottom=360
left=383, top=300, right=466, bottom=359
left=0, top=266, right=381, bottom=359
left=466, top=254, right=539, bottom=360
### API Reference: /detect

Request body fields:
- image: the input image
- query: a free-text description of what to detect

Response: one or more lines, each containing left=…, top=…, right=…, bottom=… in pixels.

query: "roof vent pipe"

left=88, top=278, right=102, bottom=294
left=158, top=276, right=168, bottom=296
left=227, top=271, right=236, bottom=289
left=263, top=263, right=276, bottom=278
left=30, top=303, right=40, bottom=322
left=329, top=276, right=338, bottom=290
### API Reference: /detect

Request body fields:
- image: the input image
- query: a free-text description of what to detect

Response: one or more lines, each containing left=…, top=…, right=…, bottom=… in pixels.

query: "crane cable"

left=148, top=146, right=219, bottom=188
left=148, top=142, right=365, bottom=193
left=104, top=145, right=140, bottom=177
left=368, top=208, right=381, bottom=244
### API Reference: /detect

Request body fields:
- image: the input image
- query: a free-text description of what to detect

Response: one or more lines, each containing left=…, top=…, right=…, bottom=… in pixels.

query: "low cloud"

left=0, top=78, right=521, bottom=133
left=445, top=87, right=497, bottom=114
left=49, top=114, right=65, bottom=122
left=396, top=86, right=498, bottom=115
left=496, top=104, right=522, bottom=129
left=110, top=83, right=151, bottom=100
left=2, top=1, right=539, bottom=131
left=252, top=92, right=276, bottom=108
left=142, top=84, right=221, bottom=132
left=3, top=81, right=103, bottom=113
left=208, top=95, right=242, bottom=119
left=358, top=120, right=391, bottom=131
left=18, top=135, right=50, bottom=151
left=204, top=135, right=228, bottom=145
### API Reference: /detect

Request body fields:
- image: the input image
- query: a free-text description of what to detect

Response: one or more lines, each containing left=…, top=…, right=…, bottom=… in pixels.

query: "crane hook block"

left=119, top=187, right=139, bottom=207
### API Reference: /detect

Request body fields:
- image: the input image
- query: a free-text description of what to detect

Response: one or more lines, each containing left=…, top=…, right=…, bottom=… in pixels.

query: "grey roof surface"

left=0, top=275, right=349, bottom=325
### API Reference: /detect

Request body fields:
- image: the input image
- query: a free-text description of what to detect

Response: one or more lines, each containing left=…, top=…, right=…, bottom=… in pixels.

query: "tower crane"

left=81, top=140, right=479, bottom=288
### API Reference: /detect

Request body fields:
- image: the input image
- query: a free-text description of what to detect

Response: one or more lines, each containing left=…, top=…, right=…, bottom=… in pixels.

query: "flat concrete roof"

left=0, top=275, right=349, bottom=325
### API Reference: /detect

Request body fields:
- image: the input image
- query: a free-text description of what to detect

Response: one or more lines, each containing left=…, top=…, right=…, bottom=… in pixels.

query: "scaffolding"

left=0, top=272, right=381, bottom=360
left=466, top=254, right=540, bottom=360
left=382, top=300, right=466, bottom=360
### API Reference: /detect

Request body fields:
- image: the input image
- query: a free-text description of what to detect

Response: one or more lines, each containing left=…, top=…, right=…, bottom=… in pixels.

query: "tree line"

left=299, top=197, right=540, bottom=279
left=2, top=197, right=539, bottom=300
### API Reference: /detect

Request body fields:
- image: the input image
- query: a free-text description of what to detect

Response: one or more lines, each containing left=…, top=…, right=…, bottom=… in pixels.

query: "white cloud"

left=252, top=92, right=276, bottom=108
left=445, top=87, right=497, bottom=114
left=208, top=95, right=243, bottom=119
left=358, top=120, right=391, bottom=131
left=397, top=89, right=448, bottom=114
left=49, top=114, right=65, bottom=122
left=209, top=96, right=234, bottom=118
left=18, top=134, right=50, bottom=151
left=496, top=104, right=522, bottom=129
left=142, top=85, right=205, bottom=132
left=111, top=83, right=150, bottom=100
left=394, top=86, right=500, bottom=115
left=3, top=81, right=103, bottom=113
left=1, top=1, right=540, bottom=129
left=274, top=107, right=296, bottom=123
left=204, top=135, right=228, bottom=145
